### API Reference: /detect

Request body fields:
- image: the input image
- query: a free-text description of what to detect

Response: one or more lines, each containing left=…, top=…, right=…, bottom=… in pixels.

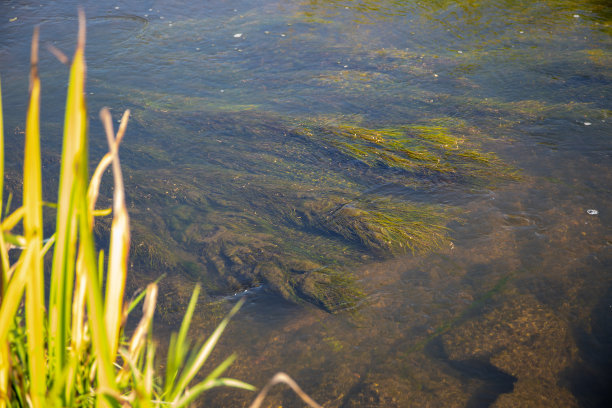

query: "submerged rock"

left=440, top=294, right=580, bottom=407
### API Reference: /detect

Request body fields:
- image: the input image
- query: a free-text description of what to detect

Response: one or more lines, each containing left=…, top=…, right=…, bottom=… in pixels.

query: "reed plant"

left=0, top=11, right=255, bottom=407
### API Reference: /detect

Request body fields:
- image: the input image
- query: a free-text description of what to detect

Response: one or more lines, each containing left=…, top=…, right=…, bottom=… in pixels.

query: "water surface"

left=1, top=0, right=611, bottom=406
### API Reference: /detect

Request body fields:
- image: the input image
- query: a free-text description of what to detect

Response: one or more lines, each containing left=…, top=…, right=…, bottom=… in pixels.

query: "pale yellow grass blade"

left=87, top=114, right=126, bottom=220
left=0, top=251, right=29, bottom=346
left=0, top=207, right=24, bottom=232
left=248, top=372, right=323, bottom=408
left=127, top=283, right=157, bottom=361
left=100, top=108, right=131, bottom=358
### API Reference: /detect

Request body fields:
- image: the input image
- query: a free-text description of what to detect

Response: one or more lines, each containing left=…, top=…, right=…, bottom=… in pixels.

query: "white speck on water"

left=233, top=33, right=242, bottom=38
left=234, top=9, right=238, bottom=12
left=519, top=30, right=524, bottom=34
left=149, top=8, right=152, bottom=11
left=160, top=16, right=164, bottom=19
left=114, top=6, right=119, bottom=10
left=584, top=122, right=592, bottom=126
left=281, top=33, right=286, bottom=37
left=196, top=47, right=200, bottom=50
left=220, top=89, right=224, bottom=93
left=144, top=14, right=148, bottom=17
left=168, top=23, right=173, bottom=27
left=434, top=74, right=438, bottom=77
left=264, top=30, right=270, bottom=34
left=573, top=14, right=580, bottom=18
left=457, top=50, right=463, bottom=54
left=343, top=65, right=348, bottom=68
left=587, top=209, right=598, bottom=215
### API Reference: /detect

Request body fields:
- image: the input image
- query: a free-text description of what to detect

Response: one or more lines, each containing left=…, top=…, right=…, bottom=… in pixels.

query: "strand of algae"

left=295, top=118, right=517, bottom=183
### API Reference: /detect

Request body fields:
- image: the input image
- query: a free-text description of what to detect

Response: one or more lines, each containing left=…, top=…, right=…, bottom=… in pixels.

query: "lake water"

left=1, top=0, right=611, bottom=406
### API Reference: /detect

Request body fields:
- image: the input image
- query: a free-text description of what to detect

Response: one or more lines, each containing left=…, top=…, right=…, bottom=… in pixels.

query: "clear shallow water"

left=1, top=0, right=611, bottom=406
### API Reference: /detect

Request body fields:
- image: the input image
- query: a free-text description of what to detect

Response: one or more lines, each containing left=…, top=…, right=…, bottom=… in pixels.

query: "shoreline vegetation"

left=0, top=12, right=321, bottom=408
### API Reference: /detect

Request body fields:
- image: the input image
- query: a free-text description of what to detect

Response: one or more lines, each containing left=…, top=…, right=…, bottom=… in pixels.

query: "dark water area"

left=1, top=0, right=611, bottom=406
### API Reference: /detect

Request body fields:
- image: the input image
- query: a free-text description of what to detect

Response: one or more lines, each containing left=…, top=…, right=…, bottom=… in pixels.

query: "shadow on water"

left=563, top=279, right=612, bottom=408
left=425, top=337, right=517, bottom=408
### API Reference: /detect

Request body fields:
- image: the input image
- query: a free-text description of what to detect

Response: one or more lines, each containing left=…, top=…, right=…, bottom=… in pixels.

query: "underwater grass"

left=0, top=12, right=256, bottom=407
left=295, top=120, right=517, bottom=182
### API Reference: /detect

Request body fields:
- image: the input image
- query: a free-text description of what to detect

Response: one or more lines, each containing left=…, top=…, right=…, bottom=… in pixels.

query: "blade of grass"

left=49, top=8, right=89, bottom=382
left=248, top=372, right=322, bottom=408
left=64, top=105, right=122, bottom=405
left=0, top=78, right=9, bottom=406
left=170, top=297, right=245, bottom=403
left=87, top=116, right=125, bottom=223
left=67, top=11, right=118, bottom=405
left=2, top=194, right=11, bottom=219
left=100, top=108, right=131, bottom=359
left=200, top=353, right=237, bottom=384
left=0, top=340, right=7, bottom=408
left=0, top=76, right=9, bottom=291
left=75, top=154, right=119, bottom=405
left=66, top=239, right=89, bottom=407
left=0, top=251, right=29, bottom=346
left=0, top=207, right=24, bottom=232
left=163, top=285, right=200, bottom=396
left=174, top=377, right=255, bottom=408
left=127, top=283, right=157, bottom=364
left=142, top=341, right=155, bottom=408
left=2, top=233, right=26, bottom=250
left=23, top=26, right=46, bottom=408
left=127, top=274, right=164, bottom=316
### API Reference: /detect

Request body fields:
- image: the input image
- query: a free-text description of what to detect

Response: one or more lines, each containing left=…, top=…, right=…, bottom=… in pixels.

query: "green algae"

left=117, top=87, right=259, bottom=114
left=302, top=196, right=454, bottom=256
left=295, top=119, right=516, bottom=183
left=91, top=104, right=520, bottom=313
left=310, top=70, right=395, bottom=91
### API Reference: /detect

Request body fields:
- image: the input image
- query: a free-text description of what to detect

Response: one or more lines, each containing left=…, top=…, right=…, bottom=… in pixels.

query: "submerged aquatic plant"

left=0, top=13, right=254, bottom=407
left=295, top=119, right=514, bottom=181
left=82, top=105, right=516, bottom=313
left=314, top=196, right=453, bottom=255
